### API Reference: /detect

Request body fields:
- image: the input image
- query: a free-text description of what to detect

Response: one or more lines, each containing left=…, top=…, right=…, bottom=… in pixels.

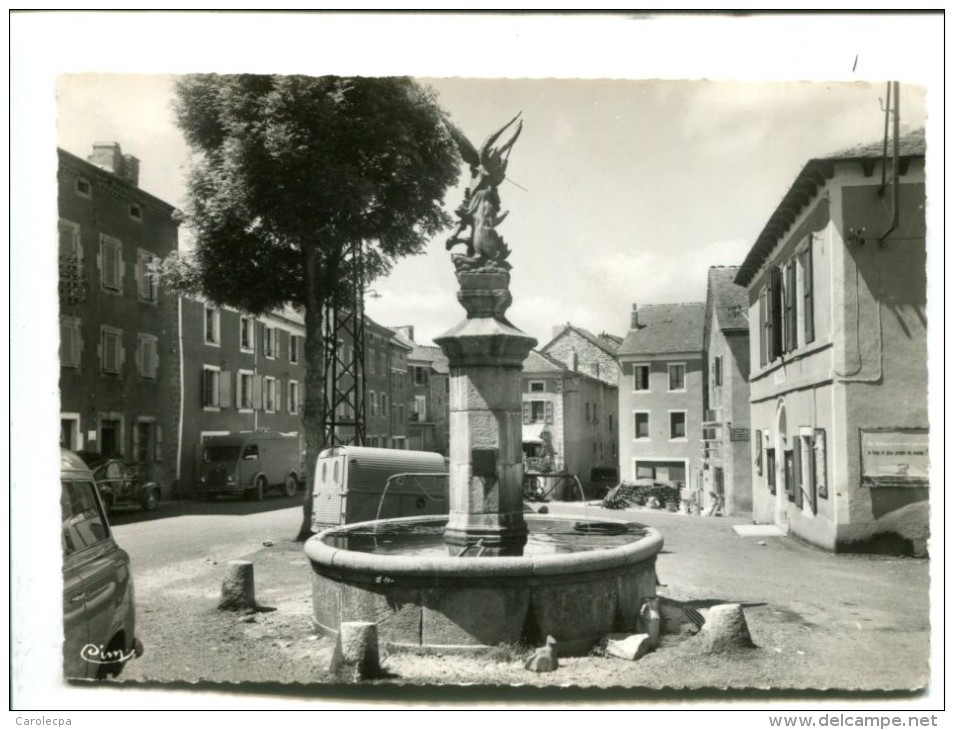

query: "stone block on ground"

left=696, top=603, right=756, bottom=653
left=524, top=635, right=559, bottom=672
left=218, top=560, right=256, bottom=611
left=329, top=621, right=383, bottom=681
left=602, top=632, right=653, bottom=661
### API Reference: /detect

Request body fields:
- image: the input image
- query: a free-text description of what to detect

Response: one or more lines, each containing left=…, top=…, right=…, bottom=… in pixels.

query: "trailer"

left=312, top=445, right=448, bottom=530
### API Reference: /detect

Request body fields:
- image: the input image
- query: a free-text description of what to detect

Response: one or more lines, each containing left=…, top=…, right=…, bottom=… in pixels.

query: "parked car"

left=61, top=449, right=143, bottom=679
left=76, top=452, right=161, bottom=512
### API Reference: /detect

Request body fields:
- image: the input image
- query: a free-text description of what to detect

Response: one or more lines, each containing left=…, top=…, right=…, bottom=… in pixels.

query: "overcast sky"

left=13, top=11, right=944, bottom=713
left=55, top=73, right=927, bottom=347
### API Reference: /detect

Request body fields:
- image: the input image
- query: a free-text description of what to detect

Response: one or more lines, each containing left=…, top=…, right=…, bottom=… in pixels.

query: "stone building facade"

left=542, top=323, right=622, bottom=387
left=58, top=144, right=181, bottom=497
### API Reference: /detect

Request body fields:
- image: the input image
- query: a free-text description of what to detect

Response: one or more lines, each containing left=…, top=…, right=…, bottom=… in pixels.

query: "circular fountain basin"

left=305, top=514, right=663, bottom=655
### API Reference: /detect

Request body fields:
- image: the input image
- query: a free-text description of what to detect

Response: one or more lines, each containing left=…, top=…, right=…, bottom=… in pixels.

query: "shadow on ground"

left=107, top=493, right=305, bottom=526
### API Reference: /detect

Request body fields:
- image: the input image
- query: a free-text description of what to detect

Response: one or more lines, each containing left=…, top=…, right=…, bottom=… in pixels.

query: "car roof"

left=61, top=448, right=94, bottom=478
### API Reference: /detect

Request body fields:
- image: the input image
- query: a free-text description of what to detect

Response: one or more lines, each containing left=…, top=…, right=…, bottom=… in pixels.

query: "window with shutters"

left=634, top=411, right=650, bottom=440
left=58, top=219, right=86, bottom=305
left=100, top=326, right=123, bottom=374
left=264, top=377, right=277, bottom=413
left=137, top=249, right=159, bottom=302
left=99, top=235, right=123, bottom=293
left=263, top=326, right=276, bottom=359
left=240, top=317, right=254, bottom=352
left=238, top=370, right=254, bottom=411
left=204, top=305, right=220, bottom=345
left=137, top=334, right=159, bottom=379
left=288, top=380, right=300, bottom=414
left=369, top=390, right=377, bottom=416
left=526, top=400, right=552, bottom=424
left=669, top=411, right=687, bottom=440
left=289, top=334, right=299, bottom=363
left=202, top=366, right=223, bottom=409
left=60, top=317, right=82, bottom=368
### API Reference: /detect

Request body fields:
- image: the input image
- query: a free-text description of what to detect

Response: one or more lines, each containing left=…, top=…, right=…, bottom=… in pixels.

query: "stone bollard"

left=218, top=560, right=256, bottom=611
left=639, top=598, right=661, bottom=648
left=602, top=633, right=653, bottom=661
left=697, top=603, right=756, bottom=653
left=329, top=621, right=382, bottom=681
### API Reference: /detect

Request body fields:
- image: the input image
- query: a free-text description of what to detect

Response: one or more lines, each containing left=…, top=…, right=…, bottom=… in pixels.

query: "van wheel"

left=142, top=488, right=159, bottom=512
left=284, top=475, right=298, bottom=498
left=252, top=476, right=266, bottom=502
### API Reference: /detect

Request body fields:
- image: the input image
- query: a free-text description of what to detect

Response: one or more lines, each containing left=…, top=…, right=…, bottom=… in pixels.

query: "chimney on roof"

left=631, top=304, right=639, bottom=329
left=87, top=143, right=140, bottom=187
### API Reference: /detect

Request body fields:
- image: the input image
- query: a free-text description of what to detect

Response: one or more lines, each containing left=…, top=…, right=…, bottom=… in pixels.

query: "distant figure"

left=446, top=114, right=523, bottom=273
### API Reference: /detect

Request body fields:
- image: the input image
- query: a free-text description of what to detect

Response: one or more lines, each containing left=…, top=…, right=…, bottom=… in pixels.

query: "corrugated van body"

left=312, top=446, right=448, bottom=529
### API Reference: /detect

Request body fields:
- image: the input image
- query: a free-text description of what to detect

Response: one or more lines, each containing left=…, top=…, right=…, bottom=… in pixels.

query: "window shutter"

left=545, top=401, right=553, bottom=424
left=252, top=375, right=264, bottom=410
left=758, top=287, right=767, bottom=366
left=793, top=439, right=803, bottom=508
left=219, top=371, right=232, bottom=409
left=522, top=401, right=531, bottom=425
left=804, top=238, right=815, bottom=344
left=150, top=338, right=159, bottom=378
left=132, top=424, right=141, bottom=463
left=785, top=262, right=798, bottom=352
left=276, top=380, right=282, bottom=412
left=60, top=321, right=75, bottom=367
left=201, top=369, right=209, bottom=406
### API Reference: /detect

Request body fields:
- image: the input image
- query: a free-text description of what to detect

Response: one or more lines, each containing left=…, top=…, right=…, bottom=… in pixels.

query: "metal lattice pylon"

left=322, top=239, right=366, bottom=447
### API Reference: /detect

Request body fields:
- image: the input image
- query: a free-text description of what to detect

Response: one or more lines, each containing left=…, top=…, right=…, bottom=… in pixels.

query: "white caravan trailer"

left=312, top=445, right=448, bottom=530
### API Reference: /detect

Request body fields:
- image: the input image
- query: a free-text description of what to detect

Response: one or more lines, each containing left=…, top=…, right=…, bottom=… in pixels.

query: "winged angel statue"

left=445, top=113, right=523, bottom=273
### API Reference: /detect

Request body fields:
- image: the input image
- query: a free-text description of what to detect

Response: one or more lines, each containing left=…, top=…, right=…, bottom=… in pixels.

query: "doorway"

left=101, top=418, right=121, bottom=455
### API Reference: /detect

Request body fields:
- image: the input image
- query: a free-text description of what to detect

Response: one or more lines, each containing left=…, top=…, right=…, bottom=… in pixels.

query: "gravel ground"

left=114, top=507, right=932, bottom=696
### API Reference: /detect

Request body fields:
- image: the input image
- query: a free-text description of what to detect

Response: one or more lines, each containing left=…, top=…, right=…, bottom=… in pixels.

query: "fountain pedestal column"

left=435, top=271, right=537, bottom=557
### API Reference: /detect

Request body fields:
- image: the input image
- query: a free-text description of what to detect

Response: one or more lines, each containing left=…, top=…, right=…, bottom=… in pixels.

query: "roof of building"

left=543, top=323, right=623, bottom=357
left=617, top=302, right=706, bottom=357
left=523, top=349, right=569, bottom=375
left=413, top=344, right=450, bottom=375
left=703, top=266, right=748, bottom=345
left=735, top=128, right=926, bottom=287
left=58, top=147, right=177, bottom=213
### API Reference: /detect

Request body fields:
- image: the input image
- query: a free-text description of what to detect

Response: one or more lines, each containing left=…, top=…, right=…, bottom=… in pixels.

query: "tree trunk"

left=296, top=243, right=327, bottom=541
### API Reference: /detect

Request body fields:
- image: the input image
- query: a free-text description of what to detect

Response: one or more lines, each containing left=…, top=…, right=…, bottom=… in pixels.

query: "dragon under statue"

left=445, top=113, right=523, bottom=274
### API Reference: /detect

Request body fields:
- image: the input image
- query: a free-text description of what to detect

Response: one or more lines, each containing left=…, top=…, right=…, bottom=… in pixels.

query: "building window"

left=413, top=394, right=426, bottom=421
left=204, top=306, right=220, bottom=346
left=238, top=370, right=254, bottom=410
left=240, top=317, right=255, bottom=352
left=592, top=403, right=599, bottom=424
left=668, top=363, right=686, bottom=391
left=415, top=366, right=426, bottom=385
left=712, top=356, right=723, bottom=387
left=585, top=402, right=591, bottom=422
left=60, top=317, right=82, bottom=368
left=129, top=203, right=142, bottom=221
left=287, top=380, right=300, bottom=415
left=608, top=414, right=614, bottom=433
left=202, top=366, right=222, bottom=409
left=290, top=334, right=299, bottom=364
left=99, top=234, right=123, bottom=292
left=75, top=177, right=91, bottom=198
left=670, top=411, right=687, bottom=440
left=634, top=411, right=650, bottom=440
left=369, top=390, right=377, bottom=416
left=802, top=237, right=815, bottom=345
left=633, top=365, right=650, bottom=392
left=398, top=404, right=405, bottom=423
left=529, top=381, right=545, bottom=393
left=524, top=400, right=553, bottom=424
left=100, top=326, right=123, bottom=374
left=263, top=326, right=276, bottom=359
left=137, top=249, right=158, bottom=302
left=137, top=334, right=159, bottom=379
left=381, top=392, right=388, bottom=417
left=264, top=377, right=277, bottom=413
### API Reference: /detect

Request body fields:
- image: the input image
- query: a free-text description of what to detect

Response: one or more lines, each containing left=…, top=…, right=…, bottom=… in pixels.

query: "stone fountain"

left=305, top=116, right=663, bottom=655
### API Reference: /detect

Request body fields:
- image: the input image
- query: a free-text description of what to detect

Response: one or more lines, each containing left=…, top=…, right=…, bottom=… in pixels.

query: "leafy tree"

left=169, top=75, right=460, bottom=539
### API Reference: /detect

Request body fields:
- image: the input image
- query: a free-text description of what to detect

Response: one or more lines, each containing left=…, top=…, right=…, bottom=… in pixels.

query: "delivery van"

left=197, top=431, right=305, bottom=501
left=312, top=445, right=449, bottom=530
